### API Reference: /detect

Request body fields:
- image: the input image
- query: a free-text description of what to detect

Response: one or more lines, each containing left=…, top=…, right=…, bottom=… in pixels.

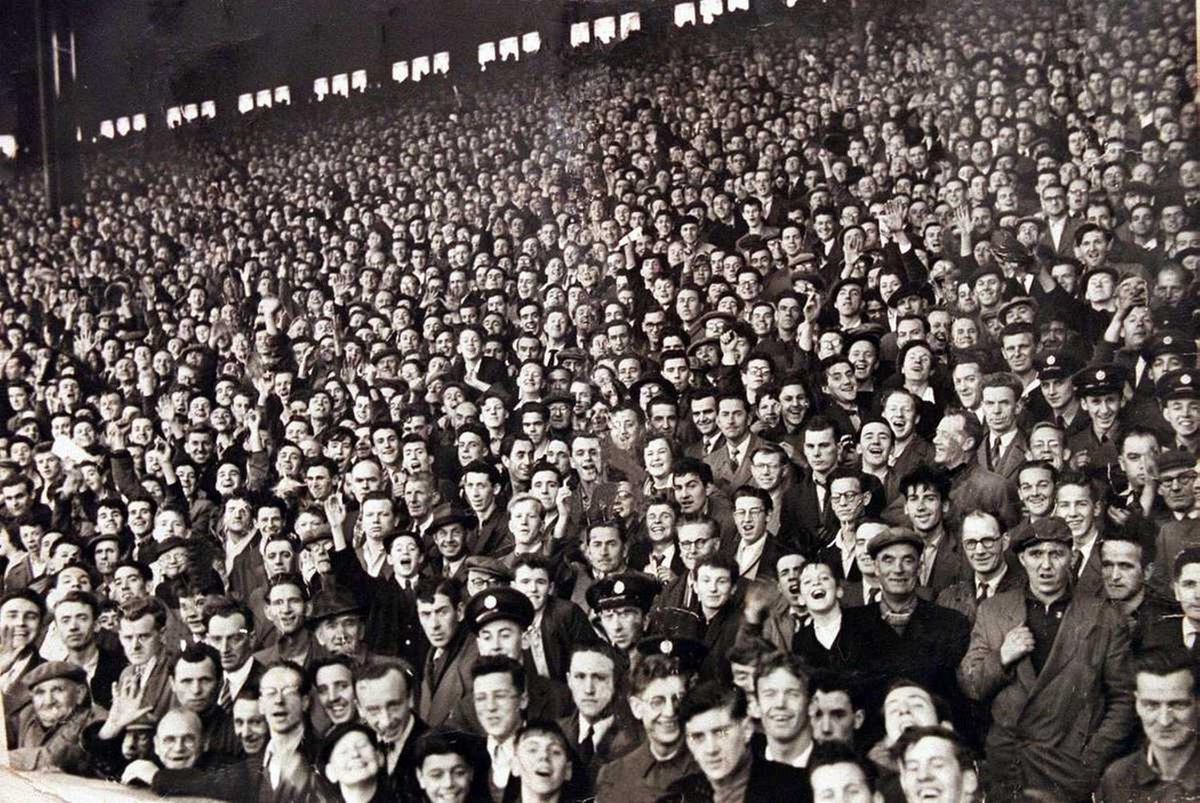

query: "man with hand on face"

left=448, top=586, right=573, bottom=732
left=658, top=681, right=809, bottom=803
left=558, top=643, right=641, bottom=790
left=959, top=516, right=1135, bottom=802
left=1098, top=649, right=1200, bottom=800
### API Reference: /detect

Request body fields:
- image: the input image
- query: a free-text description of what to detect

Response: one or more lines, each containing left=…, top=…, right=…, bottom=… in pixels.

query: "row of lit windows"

left=478, top=31, right=541, bottom=69
left=6, top=0, right=772, bottom=150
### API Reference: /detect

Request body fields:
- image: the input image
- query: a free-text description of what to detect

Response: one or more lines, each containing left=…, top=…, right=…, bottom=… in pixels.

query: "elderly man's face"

left=32, top=677, right=85, bottom=728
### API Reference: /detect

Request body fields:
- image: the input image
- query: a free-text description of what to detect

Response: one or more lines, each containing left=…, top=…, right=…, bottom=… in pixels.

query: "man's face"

left=315, top=614, right=365, bottom=657
left=472, top=671, right=526, bottom=740
left=54, top=600, right=96, bottom=652
left=514, top=566, right=552, bottom=614
left=809, top=761, right=875, bottom=802
left=1174, top=563, right=1200, bottom=623
left=259, top=666, right=308, bottom=735
left=585, top=527, right=625, bottom=574
left=417, top=592, right=459, bottom=649
left=691, top=398, right=718, bottom=436
left=898, top=735, right=970, bottom=803
left=875, top=544, right=919, bottom=598
left=356, top=668, right=412, bottom=744
left=267, top=583, right=306, bottom=636
left=172, top=657, right=219, bottom=713
left=31, top=678, right=84, bottom=729
left=567, top=651, right=616, bottom=722
left=883, top=685, right=939, bottom=743
left=118, top=613, right=161, bottom=666
left=829, top=477, right=864, bottom=526
left=416, top=751, right=473, bottom=803
left=804, top=428, right=838, bottom=473
left=1055, top=483, right=1097, bottom=537
left=1160, top=465, right=1199, bottom=512
left=1101, top=539, right=1147, bottom=603
left=1020, top=543, right=1073, bottom=600
left=206, top=612, right=252, bottom=671
left=315, top=663, right=356, bottom=724
left=361, top=499, right=397, bottom=541
left=476, top=618, right=525, bottom=660
left=232, top=697, right=269, bottom=755
left=733, top=494, right=769, bottom=544
left=1135, top=669, right=1200, bottom=753
left=685, top=704, right=751, bottom=783
left=809, top=689, right=861, bottom=744
left=981, top=386, right=1019, bottom=434
left=515, top=732, right=573, bottom=798
left=756, top=667, right=809, bottom=743
left=904, top=483, right=945, bottom=534
left=632, top=675, right=686, bottom=752
left=695, top=565, right=734, bottom=612
left=154, top=711, right=202, bottom=769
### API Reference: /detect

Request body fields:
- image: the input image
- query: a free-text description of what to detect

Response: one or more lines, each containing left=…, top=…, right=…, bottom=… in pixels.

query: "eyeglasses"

left=260, top=686, right=301, bottom=701
left=642, top=693, right=684, bottom=713
left=679, top=539, right=714, bottom=551
left=830, top=492, right=861, bottom=503
left=963, top=537, right=1001, bottom=551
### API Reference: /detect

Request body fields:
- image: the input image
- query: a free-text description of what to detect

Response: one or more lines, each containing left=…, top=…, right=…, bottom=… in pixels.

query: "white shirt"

left=988, top=428, right=1019, bottom=460
left=360, top=541, right=387, bottom=577
left=726, top=435, right=750, bottom=468
left=812, top=610, right=843, bottom=650
left=765, top=740, right=813, bottom=769
left=643, top=545, right=678, bottom=576
left=262, top=727, right=304, bottom=789
left=1183, top=617, right=1200, bottom=650
left=488, top=733, right=518, bottom=789
left=580, top=714, right=614, bottom=749
left=736, top=537, right=768, bottom=580
left=976, top=565, right=1009, bottom=601
left=1075, top=531, right=1099, bottom=578
left=827, top=530, right=856, bottom=579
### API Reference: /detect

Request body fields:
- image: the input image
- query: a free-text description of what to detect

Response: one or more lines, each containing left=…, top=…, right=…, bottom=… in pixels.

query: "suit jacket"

left=922, top=531, right=971, bottom=598
left=116, top=651, right=176, bottom=721
left=704, top=433, right=765, bottom=494
left=935, top=565, right=1025, bottom=624
left=720, top=534, right=789, bottom=582
left=1038, top=217, right=1083, bottom=257
left=418, top=629, right=478, bottom=728
left=1097, top=736, right=1200, bottom=802
left=948, top=462, right=1021, bottom=531
left=330, top=547, right=423, bottom=660
left=656, top=756, right=811, bottom=803
left=792, top=473, right=839, bottom=556
left=382, top=716, right=429, bottom=801
left=792, top=607, right=875, bottom=673
left=535, top=596, right=602, bottom=682
left=557, top=708, right=643, bottom=791
left=978, top=430, right=1029, bottom=480
left=958, top=588, right=1136, bottom=802
left=89, top=645, right=128, bottom=710
left=152, top=729, right=323, bottom=803
left=1151, top=517, right=1200, bottom=599
left=1076, top=542, right=1105, bottom=599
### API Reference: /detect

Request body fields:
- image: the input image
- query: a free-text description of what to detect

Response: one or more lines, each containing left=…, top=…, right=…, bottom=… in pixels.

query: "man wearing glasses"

left=656, top=518, right=721, bottom=614
left=126, top=661, right=322, bottom=802
left=936, top=510, right=1022, bottom=625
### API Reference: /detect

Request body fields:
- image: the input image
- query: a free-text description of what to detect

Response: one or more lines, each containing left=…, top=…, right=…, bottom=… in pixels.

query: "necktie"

left=976, top=582, right=989, bottom=602
left=988, top=438, right=1000, bottom=471
left=491, top=742, right=511, bottom=789
left=218, top=676, right=232, bottom=708
left=133, top=663, right=147, bottom=697
left=578, top=724, right=596, bottom=765
left=1072, top=548, right=1084, bottom=577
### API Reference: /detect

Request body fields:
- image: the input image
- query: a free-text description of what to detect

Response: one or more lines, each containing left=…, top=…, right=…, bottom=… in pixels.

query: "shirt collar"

left=263, top=727, right=305, bottom=768
left=227, top=657, right=256, bottom=699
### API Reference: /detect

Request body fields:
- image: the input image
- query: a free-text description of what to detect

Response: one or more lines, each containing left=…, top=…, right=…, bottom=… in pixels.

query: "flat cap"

left=1156, top=449, right=1196, bottom=475
left=464, top=587, right=534, bottom=632
left=867, top=526, right=925, bottom=558
left=24, top=661, right=87, bottom=688
left=463, top=555, right=513, bottom=583
left=307, top=588, right=364, bottom=627
left=1009, top=516, right=1072, bottom=552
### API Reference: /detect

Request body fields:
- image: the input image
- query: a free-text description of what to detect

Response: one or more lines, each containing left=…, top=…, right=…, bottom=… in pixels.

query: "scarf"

left=879, top=595, right=918, bottom=636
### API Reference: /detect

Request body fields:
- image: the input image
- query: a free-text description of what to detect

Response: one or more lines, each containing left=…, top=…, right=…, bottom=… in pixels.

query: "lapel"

left=1028, top=595, right=1096, bottom=698
left=989, top=592, right=1039, bottom=691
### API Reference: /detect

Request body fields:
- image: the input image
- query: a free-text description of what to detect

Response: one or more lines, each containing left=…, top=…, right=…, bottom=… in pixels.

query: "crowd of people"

left=0, top=0, right=1197, bottom=800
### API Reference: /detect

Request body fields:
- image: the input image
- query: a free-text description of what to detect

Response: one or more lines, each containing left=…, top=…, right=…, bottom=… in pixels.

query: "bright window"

left=238, top=93, right=254, bottom=113
left=331, top=73, right=349, bottom=96
left=499, top=37, right=519, bottom=61
left=313, top=77, right=329, bottom=100
left=132, top=113, right=146, bottom=131
left=411, top=56, right=430, bottom=81
left=183, top=103, right=199, bottom=121
left=700, top=0, right=723, bottom=22
left=478, top=42, right=497, bottom=69
left=620, top=12, right=641, bottom=39
left=351, top=70, right=367, bottom=91
left=594, top=16, right=616, bottom=44
left=166, top=107, right=183, bottom=128
left=570, top=21, right=590, bottom=47
left=522, top=31, right=541, bottom=53
left=200, top=101, right=216, bottom=118
left=728, top=0, right=749, bottom=9
left=674, top=3, right=697, bottom=27
left=392, top=61, right=409, bottom=82
left=0, top=135, right=17, bottom=159
left=256, top=89, right=273, bottom=108
left=432, top=52, right=449, bottom=74
left=274, top=86, right=290, bottom=105
left=99, top=120, right=115, bottom=139
left=115, top=116, right=131, bottom=136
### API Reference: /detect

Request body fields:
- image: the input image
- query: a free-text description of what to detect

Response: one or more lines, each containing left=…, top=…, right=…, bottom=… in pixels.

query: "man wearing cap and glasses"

left=959, top=516, right=1135, bottom=802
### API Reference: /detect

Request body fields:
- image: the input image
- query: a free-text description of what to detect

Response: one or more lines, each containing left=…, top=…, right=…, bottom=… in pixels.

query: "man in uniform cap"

left=9, top=661, right=102, bottom=772
left=1067, top=364, right=1128, bottom=468
left=1025, top=350, right=1086, bottom=431
left=447, top=587, right=573, bottom=732
left=1157, top=368, right=1200, bottom=455
left=959, top=515, right=1135, bottom=801
left=587, top=571, right=661, bottom=663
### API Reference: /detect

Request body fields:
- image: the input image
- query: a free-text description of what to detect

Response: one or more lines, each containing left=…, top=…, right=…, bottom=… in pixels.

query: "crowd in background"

left=0, top=0, right=1198, bottom=800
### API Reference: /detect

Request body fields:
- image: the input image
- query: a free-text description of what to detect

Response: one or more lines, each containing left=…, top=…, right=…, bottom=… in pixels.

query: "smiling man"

left=659, top=681, right=808, bottom=802
left=959, top=516, right=1135, bottom=801
left=353, top=661, right=427, bottom=799
left=752, top=653, right=814, bottom=768
left=1099, top=649, right=1200, bottom=800
left=891, top=725, right=978, bottom=803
